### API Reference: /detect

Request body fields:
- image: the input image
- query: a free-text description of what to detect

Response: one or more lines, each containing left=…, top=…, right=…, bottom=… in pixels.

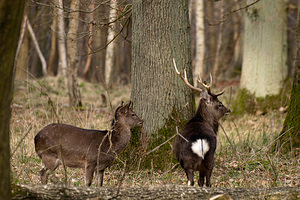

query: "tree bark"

left=56, top=0, right=68, bottom=76
left=240, top=0, right=288, bottom=97
left=67, top=0, right=82, bottom=107
left=0, top=1, right=25, bottom=199
left=104, top=0, right=118, bottom=88
left=131, top=0, right=195, bottom=136
left=12, top=184, right=300, bottom=200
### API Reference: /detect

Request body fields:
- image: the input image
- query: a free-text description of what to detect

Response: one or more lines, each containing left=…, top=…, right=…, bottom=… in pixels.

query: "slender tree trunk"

left=193, top=0, right=205, bottom=85
left=56, top=0, right=68, bottom=76
left=105, top=0, right=118, bottom=88
left=241, top=0, right=288, bottom=97
left=15, top=13, right=29, bottom=80
left=212, top=0, right=235, bottom=82
left=203, top=0, right=217, bottom=80
left=83, top=0, right=95, bottom=80
left=131, top=0, right=195, bottom=136
left=48, top=14, right=57, bottom=76
left=0, top=2, right=25, bottom=199
left=67, top=0, right=82, bottom=107
left=27, top=19, right=47, bottom=76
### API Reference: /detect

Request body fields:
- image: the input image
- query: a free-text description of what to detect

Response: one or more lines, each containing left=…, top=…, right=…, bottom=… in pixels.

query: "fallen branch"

left=12, top=184, right=300, bottom=200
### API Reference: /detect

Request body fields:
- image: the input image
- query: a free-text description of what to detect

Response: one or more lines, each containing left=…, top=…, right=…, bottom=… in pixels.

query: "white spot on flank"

left=191, top=139, right=209, bottom=159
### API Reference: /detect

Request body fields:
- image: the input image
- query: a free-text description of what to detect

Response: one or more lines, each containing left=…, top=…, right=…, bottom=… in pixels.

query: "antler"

left=173, top=58, right=202, bottom=93
left=198, top=74, right=224, bottom=96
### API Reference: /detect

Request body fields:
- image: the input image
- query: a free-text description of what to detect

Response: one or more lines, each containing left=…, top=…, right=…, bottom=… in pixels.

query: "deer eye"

left=218, top=102, right=223, bottom=108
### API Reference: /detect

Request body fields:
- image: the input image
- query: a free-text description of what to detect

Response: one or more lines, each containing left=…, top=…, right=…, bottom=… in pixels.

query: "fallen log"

left=12, top=184, right=300, bottom=200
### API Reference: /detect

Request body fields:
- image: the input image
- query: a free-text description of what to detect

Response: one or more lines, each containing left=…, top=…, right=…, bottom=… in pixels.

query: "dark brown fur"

left=34, top=102, right=143, bottom=187
left=174, top=90, right=230, bottom=187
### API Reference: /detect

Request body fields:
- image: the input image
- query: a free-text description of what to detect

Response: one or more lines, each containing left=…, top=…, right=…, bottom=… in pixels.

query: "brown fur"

left=34, top=102, right=143, bottom=187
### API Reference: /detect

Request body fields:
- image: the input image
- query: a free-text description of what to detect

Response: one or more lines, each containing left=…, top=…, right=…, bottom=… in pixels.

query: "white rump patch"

left=191, top=139, right=209, bottom=159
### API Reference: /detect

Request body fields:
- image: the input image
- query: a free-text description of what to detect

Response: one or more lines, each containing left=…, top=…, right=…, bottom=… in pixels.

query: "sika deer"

left=34, top=101, right=143, bottom=187
left=173, top=59, right=230, bottom=187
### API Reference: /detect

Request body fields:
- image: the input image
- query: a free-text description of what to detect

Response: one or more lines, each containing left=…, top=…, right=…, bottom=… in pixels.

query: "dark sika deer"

left=173, top=59, right=230, bottom=187
left=34, top=101, right=143, bottom=187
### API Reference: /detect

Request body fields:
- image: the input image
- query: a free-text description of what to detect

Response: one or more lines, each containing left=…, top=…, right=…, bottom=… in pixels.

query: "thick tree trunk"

left=131, top=0, right=195, bottom=136
left=240, top=0, right=288, bottom=97
left=0, top=2, right=25, bottom=199
left=67, top=0, right=82, bottom=107
left=12, top=184, right=300, bottom=200
left=104, top=0, right=118, bottom=88
left=56, top=0, right=68, bottom=76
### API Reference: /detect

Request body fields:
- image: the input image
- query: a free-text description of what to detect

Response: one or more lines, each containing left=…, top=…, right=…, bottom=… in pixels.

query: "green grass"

left=10, top=77, right=299, bottom=188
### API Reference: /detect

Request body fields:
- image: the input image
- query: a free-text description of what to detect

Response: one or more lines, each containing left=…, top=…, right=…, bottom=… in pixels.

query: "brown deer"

left=34, top=101, right=143, bottom=187
left=172, top=59, right=230, bottom=187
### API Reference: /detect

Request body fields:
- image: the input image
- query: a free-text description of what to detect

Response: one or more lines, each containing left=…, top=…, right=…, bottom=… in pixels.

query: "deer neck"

left=196, top=102, right=219, bottom=134
left=110, top=119, right=131, bottom=153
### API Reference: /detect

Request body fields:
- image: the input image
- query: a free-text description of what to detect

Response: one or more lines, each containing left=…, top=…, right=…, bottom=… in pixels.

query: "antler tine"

left=198, top=77, right=211, bottom=93
left=172, top=58, right=202, bottom=93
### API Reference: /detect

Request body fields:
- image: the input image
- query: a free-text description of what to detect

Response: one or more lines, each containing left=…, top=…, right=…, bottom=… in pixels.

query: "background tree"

left=240, top=0, right=288, bottom=97
left=0, top=1, right=25, bottom=199
left=131, top=0, right=195, bottom=136
left=67, top=0, right=82, bottom=107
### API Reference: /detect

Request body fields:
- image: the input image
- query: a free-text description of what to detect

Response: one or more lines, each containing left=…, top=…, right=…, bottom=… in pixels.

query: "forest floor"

left=10, top=77, right=299, bottom=189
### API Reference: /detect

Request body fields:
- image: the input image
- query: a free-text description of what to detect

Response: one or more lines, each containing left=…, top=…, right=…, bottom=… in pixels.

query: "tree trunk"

left=276, top=0, right=300, bottom=152
left=240, top=0, right=288, bottom=97
left=212, top=0, right=235, bottom=82
left=83, top=0, right=95, bottom=80
left=48, top=13, right=57, bottom=76
left=67, top=0, right=82, bottom=107
left=11, top=184, right=300, bottom=200
left=193, top=0, right=205, bottom=86
left=104, top=0, right=118, bottom=88
left=56, top=0, right=68, bottom=76
left=131, top=0, right=195, bottom=136
left=203, top=0, right=217, bottom=80
left=15, top=13, right=29, bottom=80
left=0, top=1, right=25, bottom=199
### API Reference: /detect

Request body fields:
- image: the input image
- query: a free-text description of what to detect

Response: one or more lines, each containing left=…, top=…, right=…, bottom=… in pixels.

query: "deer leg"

left=185, top=168, right=194, bottom=186
left=198, top=169, right=205, bottom=187
left=40, top=154, right=61, bottom=184
left=40, top=167, right=48, bottom=184
left=85, top=164, right=96, bottom=186
left=204, top=167, right=213, bottom=187
left=97, top=170, right=104, bottom=187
